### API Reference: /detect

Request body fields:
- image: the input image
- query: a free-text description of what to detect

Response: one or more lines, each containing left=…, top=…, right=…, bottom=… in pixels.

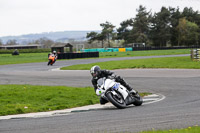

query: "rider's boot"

left=123, top=83, right=137, bottom=95
left=100, top=97, right=108, bottom=105
left=115, top=76, right=137, bottom=95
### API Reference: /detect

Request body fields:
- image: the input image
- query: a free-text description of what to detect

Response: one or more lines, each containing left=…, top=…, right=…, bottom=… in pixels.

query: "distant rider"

left=52, top=51, right=58, bottom=61
left=90, top=65, right=137, bottom=104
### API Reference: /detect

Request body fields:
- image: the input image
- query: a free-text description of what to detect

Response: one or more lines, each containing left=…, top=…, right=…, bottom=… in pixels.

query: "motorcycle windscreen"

left=97, top=78, right=104, bottom=87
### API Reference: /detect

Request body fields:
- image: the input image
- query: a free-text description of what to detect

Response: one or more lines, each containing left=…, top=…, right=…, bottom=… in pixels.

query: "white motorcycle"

left=96, top=77, right=143, bottom=109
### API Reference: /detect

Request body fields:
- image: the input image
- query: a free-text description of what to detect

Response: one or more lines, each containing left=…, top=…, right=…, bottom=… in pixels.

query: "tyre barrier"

left=57, top=52, right=99, bottom=59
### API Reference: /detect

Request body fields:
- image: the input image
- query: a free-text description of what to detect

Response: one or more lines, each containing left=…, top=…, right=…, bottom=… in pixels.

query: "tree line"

left=87, top=5, right=200, bottom=48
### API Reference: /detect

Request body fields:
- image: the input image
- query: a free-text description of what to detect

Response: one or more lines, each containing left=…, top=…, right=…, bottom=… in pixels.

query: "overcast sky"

left=0, top=0, right=200, bottom=37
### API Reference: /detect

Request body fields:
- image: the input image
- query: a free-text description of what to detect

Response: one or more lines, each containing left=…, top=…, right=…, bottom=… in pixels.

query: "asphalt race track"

left=0, top=54, right=200, bottom=133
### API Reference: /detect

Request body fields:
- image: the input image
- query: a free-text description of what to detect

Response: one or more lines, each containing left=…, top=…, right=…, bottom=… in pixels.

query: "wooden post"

left=191, top=49, right=194, bottom=61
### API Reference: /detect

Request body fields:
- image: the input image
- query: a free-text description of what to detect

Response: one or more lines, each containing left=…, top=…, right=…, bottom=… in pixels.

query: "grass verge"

left=0, top=53, right=49, bottom=65
left=0, top=84, right=147, bottom=116
left=0, top=84, right=98, bottom=116
left=61, top=56, right=200, bottom=70
left=139, top=125, right=200, bottom=133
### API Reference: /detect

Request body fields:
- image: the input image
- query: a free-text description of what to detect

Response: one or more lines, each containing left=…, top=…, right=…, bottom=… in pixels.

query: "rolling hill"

left=0, top=31, right=99, bottom=44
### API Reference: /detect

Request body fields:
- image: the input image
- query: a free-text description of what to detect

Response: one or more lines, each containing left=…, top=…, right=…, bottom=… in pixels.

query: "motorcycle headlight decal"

left=112, top=83, right=120, bottom=90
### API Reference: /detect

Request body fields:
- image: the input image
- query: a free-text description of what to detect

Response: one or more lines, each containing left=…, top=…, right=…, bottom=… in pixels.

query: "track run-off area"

left=0, top=54, right=200, bottom=133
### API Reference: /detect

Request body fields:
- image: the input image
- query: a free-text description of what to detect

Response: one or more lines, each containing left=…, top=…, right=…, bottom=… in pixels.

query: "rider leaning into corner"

left=90, top=65, right=138, bottom=105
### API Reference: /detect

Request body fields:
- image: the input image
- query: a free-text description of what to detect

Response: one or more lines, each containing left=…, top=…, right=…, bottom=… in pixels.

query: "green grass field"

left=0, top=49, right=190, bottom=65
left=0, top=84, right=98, bottom=116
left=0, top=53, right=49, bottom=65
left=0, top=84, right=148, bottom=116
left=61, top=56, right=200, bottom=70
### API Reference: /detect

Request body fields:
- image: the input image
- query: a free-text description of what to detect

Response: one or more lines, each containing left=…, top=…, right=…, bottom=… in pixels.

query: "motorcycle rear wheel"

left=106, top=91, right=126, bottom=109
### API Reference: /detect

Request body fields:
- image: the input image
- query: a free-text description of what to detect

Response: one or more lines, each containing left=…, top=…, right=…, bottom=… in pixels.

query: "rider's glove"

left=108, top=74, right=116, bottom=80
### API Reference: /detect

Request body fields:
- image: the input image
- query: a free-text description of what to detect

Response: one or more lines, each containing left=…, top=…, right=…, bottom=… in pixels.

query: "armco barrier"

left=81, top=47, right=133, bottom=52
left=57, top=52, right=99, bottom=59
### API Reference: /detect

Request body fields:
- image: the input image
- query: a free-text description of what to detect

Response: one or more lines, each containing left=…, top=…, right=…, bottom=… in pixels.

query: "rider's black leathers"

left=91, top=70, right=133, bottom=92
left=91, top=70, right=134, bottom=104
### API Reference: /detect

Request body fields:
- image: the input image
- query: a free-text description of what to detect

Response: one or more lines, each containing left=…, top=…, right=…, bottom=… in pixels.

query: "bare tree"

left=6, top=39, right=18, bottom=45
left=30, top=37, right=54, bottom=48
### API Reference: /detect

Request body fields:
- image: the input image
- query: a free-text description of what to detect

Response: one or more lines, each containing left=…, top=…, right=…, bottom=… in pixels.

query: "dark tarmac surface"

left=1, top=54, right=200, bottom=133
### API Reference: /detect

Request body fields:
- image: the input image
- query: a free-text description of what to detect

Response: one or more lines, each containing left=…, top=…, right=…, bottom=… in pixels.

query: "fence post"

left=191, top=49, right=194, bottom=60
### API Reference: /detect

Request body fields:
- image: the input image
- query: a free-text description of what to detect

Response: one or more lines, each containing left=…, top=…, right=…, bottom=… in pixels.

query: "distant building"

left=132, top=43, right=145, bottom=47
left=51, top=43, right=73, bottom=53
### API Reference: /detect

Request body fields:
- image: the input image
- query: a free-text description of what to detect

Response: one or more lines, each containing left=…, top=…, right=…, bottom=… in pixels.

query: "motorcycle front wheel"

left=47, top=60, right=52, bottom=66
left=106, top=91, right=126, bottom=109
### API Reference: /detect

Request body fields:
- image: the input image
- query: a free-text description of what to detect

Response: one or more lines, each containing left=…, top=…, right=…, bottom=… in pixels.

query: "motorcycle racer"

left=90, top=65, right=137, bottom=104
